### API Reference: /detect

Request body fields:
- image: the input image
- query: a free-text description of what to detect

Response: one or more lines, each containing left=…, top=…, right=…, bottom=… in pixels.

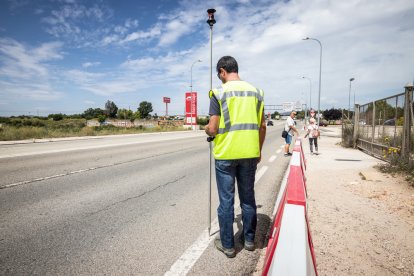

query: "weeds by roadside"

left=376, top=160, right=414, bottom=187
left=0, top=119, right=186, bottom=141
left=341, top=123, right=354, bottom=148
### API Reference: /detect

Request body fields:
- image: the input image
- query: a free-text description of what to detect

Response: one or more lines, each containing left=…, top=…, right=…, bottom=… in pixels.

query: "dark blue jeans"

left=215, top=158, right=258, bottom=249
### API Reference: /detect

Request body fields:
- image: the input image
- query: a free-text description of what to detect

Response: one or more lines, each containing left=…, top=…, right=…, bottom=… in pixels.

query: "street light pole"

left=301, top=91, right=307, bottom=122
left=348, top=77, right=355, bottom=119
left=303, top=37, right=322, bottom=126
left=190, top=59, right=202, bottom=130
left=190, top=59, right=202, bottom=93
left=302, top=76, right=312, bottom=119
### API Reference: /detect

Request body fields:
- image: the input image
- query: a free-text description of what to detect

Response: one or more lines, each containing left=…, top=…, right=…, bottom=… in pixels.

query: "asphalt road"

left=0, top=122, right=290, bottom=275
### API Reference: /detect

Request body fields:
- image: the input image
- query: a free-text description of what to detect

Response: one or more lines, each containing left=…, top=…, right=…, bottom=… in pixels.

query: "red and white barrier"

left=262, top=139, right=317, bottom=276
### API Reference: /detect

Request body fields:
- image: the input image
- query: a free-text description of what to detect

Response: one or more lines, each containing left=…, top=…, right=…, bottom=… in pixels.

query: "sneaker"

left=284, top=152, right=292, bottom=157
left=214, top=239, right=236, bottom=258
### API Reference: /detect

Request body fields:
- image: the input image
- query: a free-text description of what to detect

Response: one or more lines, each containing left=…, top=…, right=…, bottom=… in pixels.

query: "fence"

left=349, top=83, right=414, bottom=166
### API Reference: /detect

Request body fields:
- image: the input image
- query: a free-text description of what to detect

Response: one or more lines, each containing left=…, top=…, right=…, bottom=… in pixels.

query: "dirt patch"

left=306, top=136, right=414, bottom=276
left=346, top=167, right=414, bottom=228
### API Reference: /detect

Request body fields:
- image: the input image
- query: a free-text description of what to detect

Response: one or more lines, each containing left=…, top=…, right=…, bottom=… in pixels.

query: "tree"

left=105, top=100, right=118, bottom=118
left=97, top=115, right=106, bottom=123
left=323, top=108, right=342, bottom=120
left=271, top=111, right=280, bottom=119
left=82, top=108, right=105, bottom=120
left=133, top=111, right=141, bottom=120
left=117, top=108, right=134, bottom=120
left=138, top=101, right=153, bottom=119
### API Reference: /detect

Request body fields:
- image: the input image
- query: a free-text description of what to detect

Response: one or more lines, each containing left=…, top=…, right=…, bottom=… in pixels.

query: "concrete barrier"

left=262, top=139, right=317, bottom=276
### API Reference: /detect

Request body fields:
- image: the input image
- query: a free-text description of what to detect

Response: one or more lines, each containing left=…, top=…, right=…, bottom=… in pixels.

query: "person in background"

left=205, top=56, right=266, bottom=258
left=304, top=117, right=319, bottom=154
left=284, top=111, right=299, bottom=156
left=310, top=109, right=316, bottom=119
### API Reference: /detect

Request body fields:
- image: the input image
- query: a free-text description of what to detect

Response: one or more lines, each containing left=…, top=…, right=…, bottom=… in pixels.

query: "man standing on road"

left=284, top=111, right=299, bottom=156
left=205, top=56, right=266, bottom=258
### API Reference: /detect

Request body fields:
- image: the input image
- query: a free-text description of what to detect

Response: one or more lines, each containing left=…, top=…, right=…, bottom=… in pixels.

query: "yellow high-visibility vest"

left=209, top=80, right=264, bottom=160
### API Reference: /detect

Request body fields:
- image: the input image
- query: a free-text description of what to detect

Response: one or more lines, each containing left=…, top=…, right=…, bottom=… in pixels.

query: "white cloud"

left=136, top=0, right=414, bottom=114
left=42, top=2, right=113, bottom=46
left=157, top=10, right=201, bottom=47
left=0, top=38, right=63, bottom=79
left=101, top=34, right=119, bottom=46
left=121, top=25, right=162, bottom=43
left=124, top=18, right=139, bottom=29
left=3, top=0, right=414, bottom=115
left=0, top=80, right=63, bottom=101
left=65, top=69, right=145, bottom=96
left=0, top=38, right=64, bottom=101
left=82, top=61, right=101, bottom=68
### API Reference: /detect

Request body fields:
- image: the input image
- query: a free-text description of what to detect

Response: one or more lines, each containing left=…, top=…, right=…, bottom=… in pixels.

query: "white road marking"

left=255, top=166, right=268, bottom=184
left=165, top=165, right=269, bottom=275
left=276, top=149, right=282, bottom=154
left=165, top=220, right=219, bottom=276
left=268, top=155, right=277, bottom=162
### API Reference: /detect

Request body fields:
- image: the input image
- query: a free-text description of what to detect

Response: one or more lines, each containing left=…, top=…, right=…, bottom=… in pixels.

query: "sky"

left=0, top=0, right=413, bottom=117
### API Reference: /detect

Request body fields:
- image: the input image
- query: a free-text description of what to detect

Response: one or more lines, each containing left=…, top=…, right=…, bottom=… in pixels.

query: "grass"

left=0, top=119, right=186, bottom=141
left=376, top=155, right=414, bottom=187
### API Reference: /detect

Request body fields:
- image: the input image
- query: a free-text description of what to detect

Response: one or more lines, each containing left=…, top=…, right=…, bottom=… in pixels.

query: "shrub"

left=341, top=124, right=354, bottom=147
left=97, top=115, right=106, bottom=123
left=49, top=113, right=64, bottom=121
left=0, top=117, right=10, bottom=124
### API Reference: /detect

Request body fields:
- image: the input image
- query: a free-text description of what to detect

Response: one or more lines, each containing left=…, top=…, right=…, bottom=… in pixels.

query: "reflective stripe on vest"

left=217, top=88, right=263, bottom=135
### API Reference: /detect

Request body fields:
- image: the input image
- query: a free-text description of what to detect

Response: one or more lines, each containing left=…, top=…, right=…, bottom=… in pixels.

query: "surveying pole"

left=206, top=8, right=216, bottom=237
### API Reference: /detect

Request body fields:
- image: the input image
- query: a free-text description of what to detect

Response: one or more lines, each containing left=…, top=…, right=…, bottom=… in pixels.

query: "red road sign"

left=185, top=92, right=197, bottom=124
left=163, top=97, right=171, bottom=103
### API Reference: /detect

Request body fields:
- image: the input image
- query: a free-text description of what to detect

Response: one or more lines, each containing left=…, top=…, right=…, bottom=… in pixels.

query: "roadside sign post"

left=185, top=92, right=197, bottom=127
left=163, top=97, right=170, bottom=116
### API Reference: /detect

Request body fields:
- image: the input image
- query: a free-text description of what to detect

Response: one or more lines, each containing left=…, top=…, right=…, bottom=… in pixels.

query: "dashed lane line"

left=255, top=166, right=268, bottom=184
left=268, top=155, right=277, bottom=162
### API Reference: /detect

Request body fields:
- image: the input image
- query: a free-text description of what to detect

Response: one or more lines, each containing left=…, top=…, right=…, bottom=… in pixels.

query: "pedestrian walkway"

left=305, top=126, right=414, bottom=275
left=255, top=125, right=414, bottom=275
